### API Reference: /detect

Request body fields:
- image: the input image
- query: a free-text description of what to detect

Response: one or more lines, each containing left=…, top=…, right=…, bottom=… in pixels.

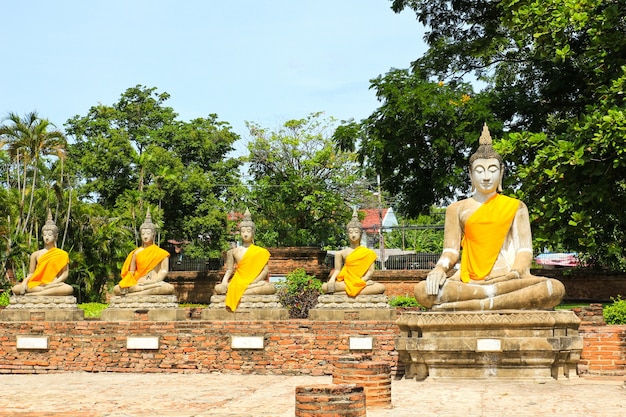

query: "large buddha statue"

left=113, top=209, right=174, bottom=296
left=415, top=124, right=565, bottom=310
left=322, top=208, right=386, bottom=296
left=214, top=209, right=276, bottom=312
left=11, top=211, right=73, bottom=296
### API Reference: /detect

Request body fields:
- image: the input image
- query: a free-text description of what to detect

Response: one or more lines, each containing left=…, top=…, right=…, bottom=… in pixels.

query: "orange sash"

left=27, top=247, right=69, bottom=289
left=460, top=194, right=519, bottom=282
left=225, top=245, right=271, bottom=311
left=336, top=246, right=377, bottom=296
left=119, top=244, right=170, bottom=288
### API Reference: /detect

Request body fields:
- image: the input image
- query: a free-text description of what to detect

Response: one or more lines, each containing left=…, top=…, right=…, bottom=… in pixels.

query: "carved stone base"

left=207, top=294, right=282, bottom=309
left=309, top=294, right=396, bottom=321
left=202, top=294, right=288, bottom=320
left=107, top=294, right=178, bottom=309
left=100, top=295, right=183, bottom=321
left=314, top=294, right=391, bottom=309
left=395, top=310, right=583, bottom=381
left=0, top=296, right=84, bottom=321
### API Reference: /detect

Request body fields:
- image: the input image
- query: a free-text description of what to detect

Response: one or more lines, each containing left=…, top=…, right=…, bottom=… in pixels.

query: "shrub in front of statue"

left=389, top=295, right=424, bottom=310
left=277, top=268, right=322, bottom=319
left=603, top=296, right=626, bottom=325
left=0, top=291, right=9, bottom=307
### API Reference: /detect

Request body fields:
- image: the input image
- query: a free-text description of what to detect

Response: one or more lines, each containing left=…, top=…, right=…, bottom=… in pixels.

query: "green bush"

left=389, top=295, right=423, bottom=309
left=603, top=296, right=626, bottom=325
left=0, top=291, right=10, bottom=307
left=78, top=303, right=108, bottom=318
left=276, top=268, right=322, bottom=319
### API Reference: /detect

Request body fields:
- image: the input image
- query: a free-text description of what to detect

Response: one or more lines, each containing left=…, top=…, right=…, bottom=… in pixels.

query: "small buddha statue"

left=11, top=211, right=73, bottom=296
left=214, top=209, right=276, bottom=311
left=322, top=208, right=386, bottom=296
left=113, top=209, right=174, bottom=296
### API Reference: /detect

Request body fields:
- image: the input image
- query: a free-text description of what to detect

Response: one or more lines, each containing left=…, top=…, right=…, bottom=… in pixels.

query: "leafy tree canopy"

left=66, top=85, right=242, bottom=257
left=338, top=0, right=626, bottom=269
left=245, top=112, right=370, bottom=248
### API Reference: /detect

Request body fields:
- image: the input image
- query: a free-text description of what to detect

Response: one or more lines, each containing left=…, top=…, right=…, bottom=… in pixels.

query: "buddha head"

left=346, top=208, right=363, bottom=243
left=468, top=123, right=504, bottom=194
left=239, top=208, right=256, bottom=243
left=41, top=210, right=59, bottom=244
left=139, top=208, right=156, bottom=244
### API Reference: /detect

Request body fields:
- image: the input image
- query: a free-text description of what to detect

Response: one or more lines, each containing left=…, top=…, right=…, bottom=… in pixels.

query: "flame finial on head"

left=239, top=208, right=255, bottom=232
left=346, top=207, right=362, bottom=231
left=479, top=122, right=492, bottom=145
left=42, top=209, right=58, bottom=235
left=140, top=207, right=156, bottom=232
left=469, top=123, right=503, bottom=166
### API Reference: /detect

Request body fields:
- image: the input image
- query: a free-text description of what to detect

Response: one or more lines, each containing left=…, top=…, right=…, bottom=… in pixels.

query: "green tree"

left=342, top=0, right=626, bottom=269
left=0, top=112, right=66, bottom=237
left=335, top=75, right=494, bottom=215
left=245, top=113, right=368, bottom=248
left=385, top=209, right=444, bottom=253
left=0, top=113, right=67, bottom=287
left=66, top=85, right=243, bottom=257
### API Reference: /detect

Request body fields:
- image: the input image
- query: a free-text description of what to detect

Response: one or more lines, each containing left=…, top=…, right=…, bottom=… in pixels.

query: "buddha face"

left=140, top=227, right=155, bottom=244
left=347, top=227, right=362, bottom=244
left=470, top=158, right=503, bottom=195
left=240, top=226, right=254, bottom=243
left=42, top=229, right=57, bottom=245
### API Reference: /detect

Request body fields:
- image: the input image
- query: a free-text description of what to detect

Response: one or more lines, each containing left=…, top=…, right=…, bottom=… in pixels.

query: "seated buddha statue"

left=113, top=209, right=174, bottom=296
left=11, top=212, right=73, bottom=297
left=414, top=124, right=565, bottom=311
left=213, top=209, right=276, bottom=311
left=322, top=208, right=386, bottom=296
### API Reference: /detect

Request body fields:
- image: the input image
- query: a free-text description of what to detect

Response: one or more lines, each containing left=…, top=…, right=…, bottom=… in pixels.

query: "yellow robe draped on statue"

left=27, top=247, right=69, bottom=289
left=225, top=244, right=271, bottom=311
left=460, top=194, right=520, bottom=283
left=119, top=244, right=170, bottom=288
left=336, top=246, right=377, bottom=297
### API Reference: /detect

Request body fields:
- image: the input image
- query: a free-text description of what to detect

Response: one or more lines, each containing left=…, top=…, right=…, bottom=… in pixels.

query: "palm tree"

left=0, top=111, right=67, bottom=236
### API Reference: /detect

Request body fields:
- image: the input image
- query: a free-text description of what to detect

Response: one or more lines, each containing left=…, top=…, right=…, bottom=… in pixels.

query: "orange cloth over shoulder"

left=460, top=194, right=520, bottom=283
left=119, top=244, right=170, bottom=288
left=27, top=247, right=69, bottom=289
left=336, top=245, right=377, bottom=297
left=225, top=244, right=271, bottom=312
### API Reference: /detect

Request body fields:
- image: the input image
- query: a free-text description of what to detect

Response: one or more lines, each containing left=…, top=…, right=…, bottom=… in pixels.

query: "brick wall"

left=0, top=319, right=398, bottom=375
left=579, top=325, right=626, bottom=376
left=0, top=317, right=624, bottom=377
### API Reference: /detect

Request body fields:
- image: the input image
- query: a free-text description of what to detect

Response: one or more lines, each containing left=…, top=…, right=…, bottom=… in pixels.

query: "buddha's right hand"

left=425, top=269, right=447, bottom=295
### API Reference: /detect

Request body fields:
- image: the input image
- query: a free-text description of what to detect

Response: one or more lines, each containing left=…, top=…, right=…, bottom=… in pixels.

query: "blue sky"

left=1, top=0, right=426, bottom=154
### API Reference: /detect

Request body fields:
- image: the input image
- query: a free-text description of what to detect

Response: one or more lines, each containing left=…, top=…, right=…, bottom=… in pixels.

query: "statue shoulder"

left=446, top=198, right=474, bottom=214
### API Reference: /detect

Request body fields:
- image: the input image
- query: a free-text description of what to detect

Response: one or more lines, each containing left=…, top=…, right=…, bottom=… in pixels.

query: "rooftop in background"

left=535, top=253, right=580, bottom=268
left=360, top=208, right=398, bottom=233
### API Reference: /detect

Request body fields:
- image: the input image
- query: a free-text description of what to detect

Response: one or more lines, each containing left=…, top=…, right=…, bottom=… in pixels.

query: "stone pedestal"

left=395, top=310, right=583, bottom=380
left=100, top=294, right=185, bottom=321
left=309, top=294, right=396, bottom=320
left=202, top=294, right=289, bottom=320
left=0, top=296, right=84, bottom=321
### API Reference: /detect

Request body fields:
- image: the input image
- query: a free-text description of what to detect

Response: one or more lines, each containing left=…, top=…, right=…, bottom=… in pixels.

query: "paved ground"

left=0, top=373, right=624, bottom=417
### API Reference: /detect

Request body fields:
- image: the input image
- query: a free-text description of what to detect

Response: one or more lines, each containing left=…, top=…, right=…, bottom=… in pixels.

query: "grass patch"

left=78, top=302, right=208, bottom=318
left=555, top=303, right=591, bottom=310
